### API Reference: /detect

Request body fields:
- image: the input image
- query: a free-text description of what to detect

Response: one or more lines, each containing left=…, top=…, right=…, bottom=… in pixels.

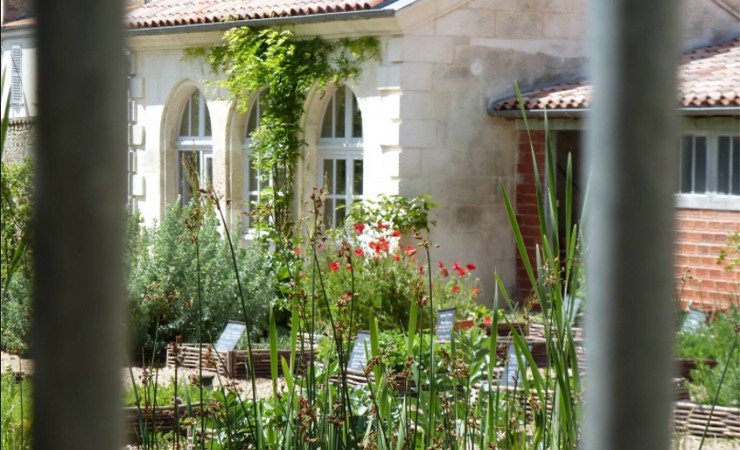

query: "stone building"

left=2, top=0, right=738, bottom=310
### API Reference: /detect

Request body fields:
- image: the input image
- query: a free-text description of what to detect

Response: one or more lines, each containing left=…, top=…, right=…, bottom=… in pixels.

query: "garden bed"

left=123, top=402, right=201, bottom=444
left=674, top=402, right=740, bottom=439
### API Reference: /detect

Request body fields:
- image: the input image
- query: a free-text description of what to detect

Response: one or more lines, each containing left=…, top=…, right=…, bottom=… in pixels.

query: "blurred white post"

left=584, top=1, right=680, bottom=450
left=33, top=0, right=126, bottom=449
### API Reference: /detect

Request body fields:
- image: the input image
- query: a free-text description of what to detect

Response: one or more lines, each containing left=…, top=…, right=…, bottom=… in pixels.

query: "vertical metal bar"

left=33, top=1, right=126, bottom=449
left=584, top=1, right=680, bottom=450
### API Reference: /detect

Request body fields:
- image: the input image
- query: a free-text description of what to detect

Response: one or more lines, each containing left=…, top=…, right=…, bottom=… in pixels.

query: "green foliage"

left=0, top=160, right=33, bottom=355
left=123, top=376, right=205, bottom=408
left=347, top=194, right=437, bottom=235
left=127, top=202, right=276, bottom=353
left=186, top=28, right=379, bottom=252
left=716, top=232, right=740, bottom=271
left=676, top=307, right=740, bottom=407
left=1, top=373, right=32, bottom=450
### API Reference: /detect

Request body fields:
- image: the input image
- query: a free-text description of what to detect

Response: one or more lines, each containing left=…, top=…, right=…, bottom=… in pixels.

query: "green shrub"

left=0, top=159, right=33, bottom=355
left=676, top=307, right=739, bottom=407
left=127, top=202, right=276, bottom=353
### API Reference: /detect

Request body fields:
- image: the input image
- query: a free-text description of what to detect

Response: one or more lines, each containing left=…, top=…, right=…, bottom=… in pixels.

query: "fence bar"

left=583, top=1, right=680, bottom=450
left=33, top=1, right=126, bottom=449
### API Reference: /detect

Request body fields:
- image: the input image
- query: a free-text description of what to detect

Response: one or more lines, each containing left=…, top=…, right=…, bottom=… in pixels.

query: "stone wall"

left=2, top=118, right=35, bottom=164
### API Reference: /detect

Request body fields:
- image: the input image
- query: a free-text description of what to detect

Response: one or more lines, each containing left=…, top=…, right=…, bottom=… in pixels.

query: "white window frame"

left=675, top=130, right=740, bottom=211
left=176, top=89, right=212, bottom=205
left=318, top=85, right=364, bottom=229
left=242, top=94, right=272, bottom=236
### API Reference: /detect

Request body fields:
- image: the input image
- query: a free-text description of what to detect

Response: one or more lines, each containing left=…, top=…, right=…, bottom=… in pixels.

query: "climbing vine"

left=186, top=27, right=379, bottom=252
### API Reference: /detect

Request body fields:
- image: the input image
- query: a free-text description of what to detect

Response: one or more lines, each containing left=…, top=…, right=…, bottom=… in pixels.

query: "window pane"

left=353, top=159, right=363, bottom=195
left=191, top=92, right=200, bottom=137
left=179, top=151, right=199, bottom=205
left=335, top=87, right=346, bottom=138
left=694, top=136, right=707, bottom=193
left=179, top=99, right=190, bottom=136
left=247, top=101, right=259, bottom=136
left=248, top=158, right=259, bottom=192
left=321, top=98, right=333, bottom=138
left=732, top=137, right=740, bottom=195
left=352, top=93, right=362, bottom=138
left=718, top=136, right=730, bottom=194
left=336, top=159, right=347, bottom=195
left=205, top=156, right=213, bottom=189
left=203, top=100, right=212, bottom=137
left=680, top=136, right=693, bottom=193
left=324, top=198, right=334, bottom=229
left=336, top=199, right=346, bottom=227
left=323, top=159, right=334, bottom=192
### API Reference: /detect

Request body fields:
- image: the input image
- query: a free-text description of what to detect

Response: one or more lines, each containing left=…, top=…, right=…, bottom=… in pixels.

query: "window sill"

left=675, top=194, right=740, bottom=211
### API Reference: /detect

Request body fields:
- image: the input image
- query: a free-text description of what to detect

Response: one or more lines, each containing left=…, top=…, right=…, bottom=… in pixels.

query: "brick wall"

left=514, top=130, right=740, bottom=311
left=515, top=130, right=546, bottom=301
left=675, top=209, right=739, bottom=312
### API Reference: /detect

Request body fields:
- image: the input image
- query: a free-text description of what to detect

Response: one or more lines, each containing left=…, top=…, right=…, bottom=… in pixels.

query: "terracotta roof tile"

left=492, top=39, right=740, bottom=112
left=126, top=0, right=388, bottom=29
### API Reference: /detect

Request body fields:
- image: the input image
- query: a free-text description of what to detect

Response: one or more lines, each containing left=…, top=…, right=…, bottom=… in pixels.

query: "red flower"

left=405, top=246, right=417, bottom=257
left=452, top=262, right=462, bottom=271
left=377, top=222, right=389, bottom=230
left=439, top=267, right=449, bottom=278
left=346, top=264, right=353, bottom=271
left=456, top=268, right=466, bottom=276
left=330, top=262, right=340, bottom=272
left=354, top=248, right=364, bottom=257
left=466, top=263, right=477, bottom=271
left=418, top=265, right=425, bottom=275
left=392, top=252, right=401, bottom=261
left=391, top=230, right=401, bottom=237
left=452, top=285, right=460, bottom=293
left=483, top=315, right=492, bottom=325
left=438, top=261, right=445, bottom=269
left=294, top=247, right=301, bottom=255
left=472, top=287, right=481, bottom=296
left=354, top=223, right=366, bottom=234
left=377, top=237, right=390, bottom=253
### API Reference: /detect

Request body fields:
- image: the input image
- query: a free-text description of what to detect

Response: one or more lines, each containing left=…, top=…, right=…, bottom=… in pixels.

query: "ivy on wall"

left=186, top=28, right=379, bottom=251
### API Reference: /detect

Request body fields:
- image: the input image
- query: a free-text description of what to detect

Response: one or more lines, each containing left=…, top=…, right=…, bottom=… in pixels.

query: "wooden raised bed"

left=230, top=347, right=314, bottom=378
left=674, top=402, right=740, bottom=439
left=123, top=403, right=201, bottom=444
left=167, top=342, right=315, bottom=379
left=166, top=343, right=230, bottom=377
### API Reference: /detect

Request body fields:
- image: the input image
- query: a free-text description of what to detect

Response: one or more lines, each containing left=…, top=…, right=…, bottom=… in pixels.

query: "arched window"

left=318, top=85, right=363, bottom=228
left=242, top=94, right=268, bottom=232
left=176, top=89, right=212, bottom=205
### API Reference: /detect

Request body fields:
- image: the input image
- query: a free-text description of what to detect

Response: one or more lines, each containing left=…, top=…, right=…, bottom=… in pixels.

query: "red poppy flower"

left=392, top=253, right=401, bottom=261
left=354, top=223, right=366, bottom=234
left=418, top=265, right=425, bottom=275
left=346, top=264, right=353, bottom=271
left=472, top=287, right=481, bottom=296
left=294, top=247, right=301, bottom=255
left=456, top=268, right=466, bottom=276
left=438, top=261, right=445, bottom=269
left=452, top=262, right=462, bottom=271
left=452, top=285, right=460, bottom=293
left=377, top=222, right=389, bottom=230
left=354, top=248, right=364, bottom=257
left=439, top=267, right=449, bottom=278
left=391, top=230, right=401, bottom=237
left=405, top=246, right=416, bottom=257
left=466, top=263, right=477, bottom=271
left=330, top=262, right=340, bottom=272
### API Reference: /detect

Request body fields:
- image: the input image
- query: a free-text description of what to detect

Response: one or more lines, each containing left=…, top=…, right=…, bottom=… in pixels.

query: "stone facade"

left=2, top=0, right=738, bottom=306
left=2, top=118, right=35, bottom=164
